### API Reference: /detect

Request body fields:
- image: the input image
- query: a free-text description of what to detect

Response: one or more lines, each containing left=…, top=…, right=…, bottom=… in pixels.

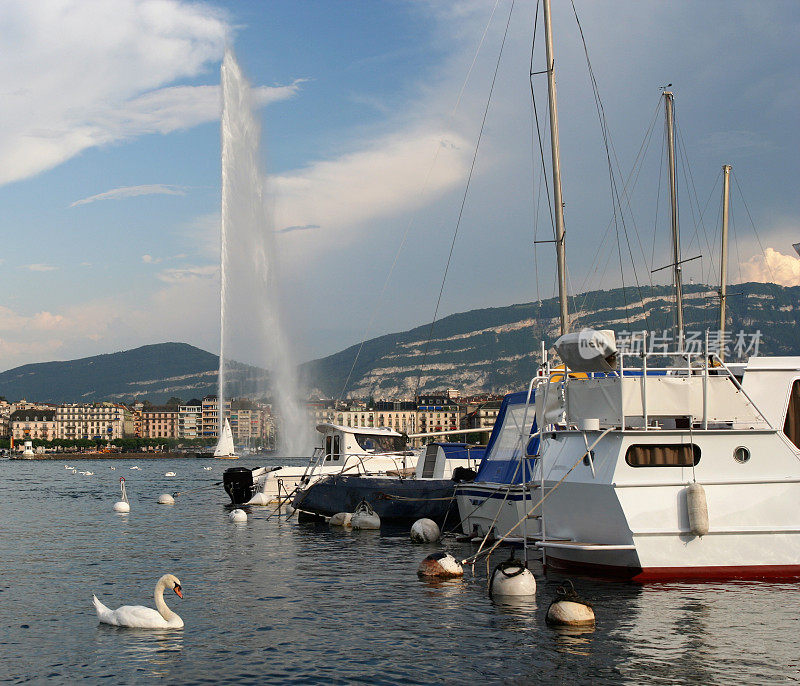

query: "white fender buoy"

left=417, top=552, right=464, bottom=579
left=546, top=582, right=595, bottom=627
left=351, top=501, right=380, bottom=530
left=229, top=508, right=248, bottom=523
left=686, top=481, right=709, bottom=537
left=113, top=477, right=130, bottom=513
left=489, top=558, right=536, bottom=597
left=157, top=493, right=175, bottom=505
left=165, top=471, right=176, bottom=477
left=246, top=492, right=271, bottom=506
left=329, top=512, right=353, bottom=527
left=110, top=466, right=116, bottom=470
left=410, top=518, right=440, bottom=543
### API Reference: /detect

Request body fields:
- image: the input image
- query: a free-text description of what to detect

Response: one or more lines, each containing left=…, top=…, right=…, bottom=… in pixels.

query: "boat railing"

left=559, top=332, right=771, bottom=431
left=302, top=448, right=415, bottom=484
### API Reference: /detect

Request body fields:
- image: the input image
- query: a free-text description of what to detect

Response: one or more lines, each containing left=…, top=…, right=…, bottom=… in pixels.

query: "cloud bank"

left=0, top=1, right=300, bottom=187
left=741, top=247, right=800, bottom=287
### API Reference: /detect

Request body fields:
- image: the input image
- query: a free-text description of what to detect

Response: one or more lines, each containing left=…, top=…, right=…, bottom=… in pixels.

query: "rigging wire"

left=570, top=0, right=653, bottom=331
left=575, top=98, right=662, bottom=322
left=733, top=171, right=777, bottom=284
left=335, top=0, right=503, bottom=404
left=414, top=0, right=517, bottom=398
left=675, top=121, right=717, bottom=284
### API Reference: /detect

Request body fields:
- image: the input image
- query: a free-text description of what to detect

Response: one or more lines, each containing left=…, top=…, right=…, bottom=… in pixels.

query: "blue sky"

left=0, top=0, right=798, bottom=371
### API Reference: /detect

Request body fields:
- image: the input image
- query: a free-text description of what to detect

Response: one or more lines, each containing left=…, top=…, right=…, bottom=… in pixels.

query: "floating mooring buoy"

left=417, top=552, right=464, bottom=579
left=329, top=512, right=353, bottom=527
left=229, top=508, right=248, bottom=522
left=113, top=477, right=130, bottom=513
left=546, top=581, right=595, bottom=628
left=410, top=518, right=440, bottom=543
left=351, top=501, right=380, bottom=530
left=489, top=557, right=536, bottom=597
left=157, top=493, right=175, bottom=505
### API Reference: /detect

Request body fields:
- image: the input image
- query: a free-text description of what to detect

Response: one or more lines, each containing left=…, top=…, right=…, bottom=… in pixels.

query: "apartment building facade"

left=55, top=403, right=128, bottom=440
left=10, top=409, right=57, bottom=441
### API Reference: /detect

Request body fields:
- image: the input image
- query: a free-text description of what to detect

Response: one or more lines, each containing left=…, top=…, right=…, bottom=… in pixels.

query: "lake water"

left=1, top=457, right=797, bottom=684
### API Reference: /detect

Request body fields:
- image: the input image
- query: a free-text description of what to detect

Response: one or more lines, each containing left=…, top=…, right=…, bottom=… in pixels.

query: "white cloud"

left=741, top=248, right=800, bottom=287
left=157, top=264, right=218, bottom=283
left=71, top=184, right=186, bottom=207
left=272, top=128, right=471, bottom=257
left=24, top=263, right=57, bottom=272
left=142, top=254, right=159, bottom=264
left=0, top=1, right=302, bottom=186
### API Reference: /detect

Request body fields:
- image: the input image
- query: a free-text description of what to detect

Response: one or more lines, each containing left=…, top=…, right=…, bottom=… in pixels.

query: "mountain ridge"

left=0, top=282, right=797, bottom=403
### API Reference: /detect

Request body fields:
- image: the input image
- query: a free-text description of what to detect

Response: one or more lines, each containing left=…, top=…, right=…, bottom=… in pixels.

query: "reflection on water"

left=0, top=458, right=798, bottom=684
left=95, top=626, right=183, bottom=680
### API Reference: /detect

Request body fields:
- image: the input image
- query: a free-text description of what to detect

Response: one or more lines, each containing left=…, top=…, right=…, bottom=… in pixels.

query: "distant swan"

left=165, top=472, right=176, bottom=477
left=130, top=466, right=141, bottom=470
left=203, top=467, right=212, bottom=471
left=92, top=574, right=184, bottom=629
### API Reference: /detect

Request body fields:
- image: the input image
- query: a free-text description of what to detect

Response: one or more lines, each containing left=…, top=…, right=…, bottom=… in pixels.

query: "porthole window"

left=733, top=446, right=750, bottom=464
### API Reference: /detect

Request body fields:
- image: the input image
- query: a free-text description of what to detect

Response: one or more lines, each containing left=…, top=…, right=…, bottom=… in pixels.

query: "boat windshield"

left=355, top=433, right=405, bottom=453
left=474, top=392, right=538, bottom=484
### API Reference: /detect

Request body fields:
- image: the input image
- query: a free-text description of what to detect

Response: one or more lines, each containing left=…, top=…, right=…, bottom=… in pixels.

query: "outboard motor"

left=223, top=467, right=256, bottom=505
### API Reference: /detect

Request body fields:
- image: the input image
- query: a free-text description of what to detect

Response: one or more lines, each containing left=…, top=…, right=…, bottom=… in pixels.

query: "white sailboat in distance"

left=214, top=418, right=238, bottom=459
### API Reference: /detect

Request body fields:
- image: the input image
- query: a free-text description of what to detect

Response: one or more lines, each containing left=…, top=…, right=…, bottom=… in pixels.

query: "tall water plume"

left=219, top=49, right=312, bottom=456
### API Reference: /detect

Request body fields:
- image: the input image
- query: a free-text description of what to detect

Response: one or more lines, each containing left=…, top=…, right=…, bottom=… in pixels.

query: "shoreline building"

left=10, top=408, right=57, bottom=442
left=55, top=403, right=129, bottom=441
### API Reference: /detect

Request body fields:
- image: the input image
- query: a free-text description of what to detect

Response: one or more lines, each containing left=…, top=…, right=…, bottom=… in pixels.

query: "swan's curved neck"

left=155, top=577, right=176, bottom=620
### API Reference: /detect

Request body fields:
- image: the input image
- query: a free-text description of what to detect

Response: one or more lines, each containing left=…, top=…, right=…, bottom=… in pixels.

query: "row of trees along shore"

left=0, top=437, right=212, bottom=451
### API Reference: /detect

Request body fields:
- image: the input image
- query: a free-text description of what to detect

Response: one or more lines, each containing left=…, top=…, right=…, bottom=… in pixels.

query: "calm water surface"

left=0, top=458, right=797, bottom=684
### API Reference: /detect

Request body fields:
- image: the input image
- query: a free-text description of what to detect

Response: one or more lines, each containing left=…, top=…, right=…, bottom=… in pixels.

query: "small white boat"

left=223, top=424, right=420, bottom=506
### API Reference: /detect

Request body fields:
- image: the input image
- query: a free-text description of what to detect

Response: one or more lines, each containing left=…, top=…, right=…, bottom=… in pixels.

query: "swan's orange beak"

left=174, top=584, right=183, bottom=599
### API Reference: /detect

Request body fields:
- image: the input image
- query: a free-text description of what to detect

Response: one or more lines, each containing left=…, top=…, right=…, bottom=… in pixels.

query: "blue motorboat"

left=292, top=442, right=484, bottom=524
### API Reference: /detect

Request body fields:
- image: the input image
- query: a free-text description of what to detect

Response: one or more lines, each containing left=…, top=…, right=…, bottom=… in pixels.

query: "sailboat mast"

left=663, top=91, right=684, bottom=350
left=719, top=163, right=731, bottom=361
left=543, top=0, right=569, bottom=336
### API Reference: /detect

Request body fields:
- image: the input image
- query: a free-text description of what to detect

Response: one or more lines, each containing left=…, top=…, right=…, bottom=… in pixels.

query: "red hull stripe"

left=546, top=555, right=800, bottom=583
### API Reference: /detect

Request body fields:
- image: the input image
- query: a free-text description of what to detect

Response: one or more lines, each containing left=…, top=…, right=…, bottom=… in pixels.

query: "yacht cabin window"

left=625, top=444, right=700, bottom=467
left=354, top=433, right=404, bottom=453
left=324, top=435, right=341, bottom=461
left=784, top=380, right=800, bottom=450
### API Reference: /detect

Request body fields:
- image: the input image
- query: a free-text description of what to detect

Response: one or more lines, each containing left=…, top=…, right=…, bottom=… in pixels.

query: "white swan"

left=164, top=472, right=176, bottom=477
left=203, top=467, right=212, bottom=471
left=92, top=574, right=184, bottom=629
left=130, top=466, right=141, bottom=470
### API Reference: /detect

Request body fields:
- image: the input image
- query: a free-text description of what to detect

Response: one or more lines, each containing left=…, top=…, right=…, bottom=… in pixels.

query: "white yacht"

left=455, top=0, right=800, bottom=581
left=458, top=332, right=800, bottom=581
